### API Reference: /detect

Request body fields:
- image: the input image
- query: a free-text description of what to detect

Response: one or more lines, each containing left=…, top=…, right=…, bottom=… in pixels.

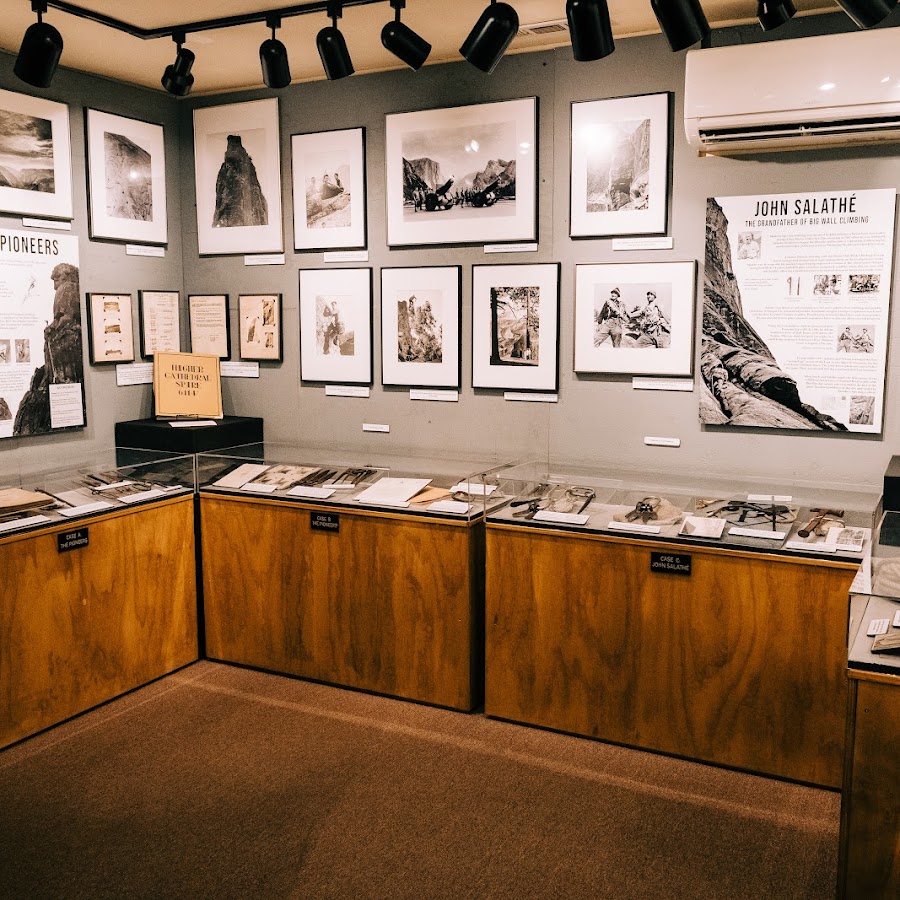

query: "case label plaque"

left=650, top=552, right=691, bottom=576
left=58, top=528, right=89, bottom=552
left=311, top=511, right=340, bottom=533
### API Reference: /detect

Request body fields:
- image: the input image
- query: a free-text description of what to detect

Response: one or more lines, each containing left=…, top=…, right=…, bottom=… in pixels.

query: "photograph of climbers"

left=570, top=92, right=670, bottom=239
left=700, top=189, right=894, bottom=433
left=385, top=98, right=536, bottom=247
left=0, top=229, right=84, bottom=438
left=292, top=127, right=366, bottom=252
left=299, top=268, right=372, bottom=385
left=574, top=261, right=695, bottom=376
left=238, top=293, right=282, bottom=362
left=381, top=266, right=460, bottom=389
left=193, top=99, right=283, bottom=255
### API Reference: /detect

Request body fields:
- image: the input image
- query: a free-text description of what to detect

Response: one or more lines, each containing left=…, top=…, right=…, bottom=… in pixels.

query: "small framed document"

left=239, top=293, right=282, bottom=362
left=139, top=290, right=181, bottom=358
left=87, top=292, right=135, bottom=364
left=189, top=294, right=231, bottom=359
left=153, top=351, right=223, bottom=419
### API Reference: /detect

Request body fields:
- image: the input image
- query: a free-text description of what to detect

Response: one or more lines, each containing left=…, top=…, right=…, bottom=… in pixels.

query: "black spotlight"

left=161, top=33, right=195, bottom=97
left=460, top=0, right=519, bottom=73
left=14, top=1, right=63, bottom=89
left=650, top=0, right=710, bottom=51
left=835, top=0, right=898, bottom=28
left=758, top=0, right=796, bottom=30
left=317, top=0, right=354, bottom=80
left=382, top=0, right=431, bottom=70
left=566, top=0, right=614, bottom=62
left=260, top=15, right=291, bottom=88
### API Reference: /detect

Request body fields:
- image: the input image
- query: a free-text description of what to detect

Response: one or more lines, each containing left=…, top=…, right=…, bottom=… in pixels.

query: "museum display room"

left=4, top=1, right=900, bottom=896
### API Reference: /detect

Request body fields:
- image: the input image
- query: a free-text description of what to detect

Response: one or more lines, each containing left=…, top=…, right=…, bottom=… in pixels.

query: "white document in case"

left=352, top=477, right=433, bottom=506
left=212, top=463, right=271, bottom=488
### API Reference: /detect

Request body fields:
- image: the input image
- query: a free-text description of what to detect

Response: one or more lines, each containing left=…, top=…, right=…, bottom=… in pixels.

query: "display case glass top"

left=0, top=448, right=195, bottom=537
left=484, top=460, right=879, bottom=562
left=197, top=442, right=510, bottom=521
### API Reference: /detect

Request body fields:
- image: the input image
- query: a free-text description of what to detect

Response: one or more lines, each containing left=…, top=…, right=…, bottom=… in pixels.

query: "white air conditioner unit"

left=684, top=28, right=900, bottom=156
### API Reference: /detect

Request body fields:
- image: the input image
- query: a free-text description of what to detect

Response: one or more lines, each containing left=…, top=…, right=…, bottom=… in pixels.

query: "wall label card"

left=650, top=552, right=692, bottom=575
left=701, top=189, right=894, bottom=433
left=310, top=511, right=340, bottom=532
left=57, top=528, right=89, bottom=553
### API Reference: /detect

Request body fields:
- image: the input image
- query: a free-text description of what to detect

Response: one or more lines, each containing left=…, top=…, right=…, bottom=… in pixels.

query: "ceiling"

left=1, top=1, right=840, bottom=95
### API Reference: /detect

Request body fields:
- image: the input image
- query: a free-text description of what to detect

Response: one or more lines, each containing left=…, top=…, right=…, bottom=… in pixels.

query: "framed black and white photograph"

left=138, top=290, right=181, bottom=359
left=299, top=267, right=372, bottom=385
left=292, top=127, right=366, bottom=251
left=85, top=109, right=168, bottom=245
left=381, top=266, right=461, bottom=389
left=0, top=88, right=72, bottom=220
left=193, top=98, right=283, bottom=256
left=573, top=261, right=695, bottom=376
left=238, top=294, right=282, bottom=362
left=570, top=92, right=671, bottom=239
left=472, top=263, right=560, bottom=392
left=385, top=97, right=537, bottom=248
left=87, top=292, right=134, bottom=364
left=189, top=294, right=231, bottom=359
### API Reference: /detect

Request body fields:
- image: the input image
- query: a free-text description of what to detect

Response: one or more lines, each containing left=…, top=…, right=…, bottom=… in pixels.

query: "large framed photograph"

left=292, top=127, right=366, bottom=251
left=574, top=261, right=696, bottom=376
left=87, top=292, right=134, bottom=364
left=385, top=97, right=537, bottom=247
left=0, top=88, right=72, bottom=220
left=85, top=109, right=168, bottom=245
left=189, top=294, right=231, bottom=359
left=472, top=263, right=560, bottom=392
left=299, top=268, right=372, bottom=385
left=193, top=98, right=283, bottom=256
left=570, top=92, right=671, bottom=238
left=381, top=266, right=461, bottom=389
left=238, top=294, right=282, bottom=362
left=138, top=290, right=181, bottom=358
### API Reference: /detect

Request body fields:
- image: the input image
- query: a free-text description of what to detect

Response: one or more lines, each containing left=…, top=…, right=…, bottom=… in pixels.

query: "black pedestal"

left=885, top=456, right=900, bottom=512
left=115, top=416, right=264, bottom=455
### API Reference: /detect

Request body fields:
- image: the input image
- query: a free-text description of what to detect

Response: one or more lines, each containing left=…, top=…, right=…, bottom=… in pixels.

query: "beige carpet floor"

left=0, top=661, right=839, bottom=900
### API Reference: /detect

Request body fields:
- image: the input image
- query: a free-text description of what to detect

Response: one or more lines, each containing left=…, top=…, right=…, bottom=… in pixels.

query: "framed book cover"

left=153, top=351, right=223, bottom=419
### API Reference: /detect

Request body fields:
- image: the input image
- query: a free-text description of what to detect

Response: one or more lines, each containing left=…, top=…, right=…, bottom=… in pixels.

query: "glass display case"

left=0, top=448, right=195, bottom=537
left=483, top=460, right=880, bottom=562
left=197, top=442, right=511, bottom=521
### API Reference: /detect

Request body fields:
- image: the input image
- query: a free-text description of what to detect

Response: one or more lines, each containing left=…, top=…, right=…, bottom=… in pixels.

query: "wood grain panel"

left=841, top=678, right=900, bottom=898
left=486, top=526, right=856, bottom=786
left=201, top=496, right=481, bottom=710
left=1, top=498, right=198, bottom=748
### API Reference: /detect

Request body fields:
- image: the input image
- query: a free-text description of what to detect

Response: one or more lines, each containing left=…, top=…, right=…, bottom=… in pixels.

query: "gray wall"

left=4, top=10, right=900, bottom=491
left=0, top=53, right=185, bottom=478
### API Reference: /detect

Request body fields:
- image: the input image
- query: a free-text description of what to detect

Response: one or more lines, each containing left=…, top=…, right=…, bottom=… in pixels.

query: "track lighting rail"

left=42, top=0, right=386, bottom=41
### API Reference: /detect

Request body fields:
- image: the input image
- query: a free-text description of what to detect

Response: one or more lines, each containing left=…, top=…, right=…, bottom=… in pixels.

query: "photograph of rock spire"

left=212, top=132, right=268, bottom=228
left=193, top=99, right=283, bottom=255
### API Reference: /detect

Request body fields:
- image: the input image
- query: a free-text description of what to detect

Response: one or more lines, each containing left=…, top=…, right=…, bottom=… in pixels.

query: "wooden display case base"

left=200, top=494, right=484, bottom=711
left=1, top=496, right=198, bottom=749
left=485, top=524, right=858, bottom=788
